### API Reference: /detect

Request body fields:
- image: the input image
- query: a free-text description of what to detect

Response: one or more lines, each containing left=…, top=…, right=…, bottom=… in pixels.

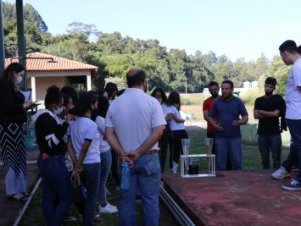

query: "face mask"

left=17, top=76, right=23, bottom=84
left=54, top=106, right=64, bottom=115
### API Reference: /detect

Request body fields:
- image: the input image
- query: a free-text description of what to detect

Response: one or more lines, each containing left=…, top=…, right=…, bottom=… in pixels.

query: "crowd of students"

left=1, top=39, right=301, bottom=225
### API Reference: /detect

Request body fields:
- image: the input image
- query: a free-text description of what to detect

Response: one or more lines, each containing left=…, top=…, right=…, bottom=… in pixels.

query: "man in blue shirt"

left=207, top=80, right=248, bottom=170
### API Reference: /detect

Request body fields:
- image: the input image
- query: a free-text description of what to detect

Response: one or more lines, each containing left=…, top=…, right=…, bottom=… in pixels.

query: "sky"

left=4, top=0, right=301, bottom=61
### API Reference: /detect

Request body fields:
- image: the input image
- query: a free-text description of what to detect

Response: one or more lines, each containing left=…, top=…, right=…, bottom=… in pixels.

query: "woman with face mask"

left=0, top=63, right=33, bottom=201
left=31, top=85, right=74, bottom=226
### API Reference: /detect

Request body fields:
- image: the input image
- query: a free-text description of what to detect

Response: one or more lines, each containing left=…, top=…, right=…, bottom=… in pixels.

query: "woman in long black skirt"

left=0, top=63, right=33, bottom=201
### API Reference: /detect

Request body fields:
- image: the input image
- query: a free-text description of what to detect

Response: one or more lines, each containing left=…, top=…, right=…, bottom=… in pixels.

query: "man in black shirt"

left=254, top=77, right=286, bottom=169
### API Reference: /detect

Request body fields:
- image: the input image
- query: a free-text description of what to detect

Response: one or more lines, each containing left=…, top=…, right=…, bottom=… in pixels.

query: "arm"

left=172, top=113, right=185, bottom=123
left=67, top=138, right=78, bottom=165
left=203, top=110, right=209, bottom=122
left=127, top=125, right=164, bottom=162
left=74, top=139, right=91, bottom=172
left=232, top=115, right=249, bottom=127
left=207, top=115, right=224, bottom=131
left=105, top=127, right=133, bottom=165
left=255, top=109, right=280, bottom=118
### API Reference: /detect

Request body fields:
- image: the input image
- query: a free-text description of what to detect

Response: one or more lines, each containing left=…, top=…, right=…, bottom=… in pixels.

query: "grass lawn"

left=20, top=125, right=290, bottom=226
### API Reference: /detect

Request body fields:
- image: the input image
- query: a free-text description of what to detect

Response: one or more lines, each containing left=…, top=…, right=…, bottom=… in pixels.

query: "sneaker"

left=271, top=166, right=290, bottom=180
left=99, top=202, right=118, bottom=214
left=282, top=179, right=301, bottom=191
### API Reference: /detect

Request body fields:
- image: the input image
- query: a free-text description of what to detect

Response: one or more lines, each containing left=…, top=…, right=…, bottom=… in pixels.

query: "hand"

left=254, top=110, right=261, bottom=118
left=232, top=120, right=241, bottom=127
left=214, top=123, right=224, bottom=131
left=74, top=163, right=83, bottom=173
left=127, top=150, right=141, bottom=163
left=120, top=155, right=133, bottom=167
left=23, top=100, right=33, bottom=109
left=166, top=113, right=172, bottom=121
left=66, top=114, right=75, bottom=123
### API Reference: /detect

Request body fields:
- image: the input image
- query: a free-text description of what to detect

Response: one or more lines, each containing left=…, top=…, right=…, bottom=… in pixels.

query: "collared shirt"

left=208, top=96, right=248, bottom=138
left=285, top=58, right=301, bottom=119
left=105, top=88, right=166, bottom=154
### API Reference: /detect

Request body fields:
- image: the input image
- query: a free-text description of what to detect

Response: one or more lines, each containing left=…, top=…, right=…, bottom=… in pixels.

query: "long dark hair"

left=168, top=91, right=181, bottom=110
left=97, top=95, right=109, bottom=118
left=1, top=63, right=25, bottom=90
left=74, top=92, right=97, bottom=117
left=151, top=87, right=168, bottom=104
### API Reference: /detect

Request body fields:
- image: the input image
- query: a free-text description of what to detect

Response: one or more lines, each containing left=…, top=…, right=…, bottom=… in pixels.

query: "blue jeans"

left=119, top=153, right=161, bottom=226
left=258, top=134, right=282, bottom=169
left=82, top=162, right=101, bottom=226
left=286, top=119, right=301, bottom=182
left=215, top=138, right=242, bottom=170
left=97, top=150, right=112, bottom=205
left=38, top=154, right=73, bottom=226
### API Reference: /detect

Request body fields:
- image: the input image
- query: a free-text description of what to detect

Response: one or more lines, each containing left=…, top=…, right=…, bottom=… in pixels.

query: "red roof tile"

left=5, top=52, right=98, bottom=75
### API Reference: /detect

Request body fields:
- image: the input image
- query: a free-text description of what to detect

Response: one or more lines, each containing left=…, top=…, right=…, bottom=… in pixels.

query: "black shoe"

left=282, top=179, right=301, bottom=191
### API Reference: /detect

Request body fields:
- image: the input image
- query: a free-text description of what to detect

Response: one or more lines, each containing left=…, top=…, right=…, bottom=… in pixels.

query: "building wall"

left=33, top=77, right=66, bottom=101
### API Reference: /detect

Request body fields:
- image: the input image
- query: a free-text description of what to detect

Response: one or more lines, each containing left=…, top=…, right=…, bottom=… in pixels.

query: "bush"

left=239, top=87, right=263, bottom=105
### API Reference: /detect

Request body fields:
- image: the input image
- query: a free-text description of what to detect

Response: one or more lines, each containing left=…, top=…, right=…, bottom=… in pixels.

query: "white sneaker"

left=98, top=203, right=118, bottom=214
left=171, top=162, right=178, bottom=173
left=271, top=166, right=290, bottom=180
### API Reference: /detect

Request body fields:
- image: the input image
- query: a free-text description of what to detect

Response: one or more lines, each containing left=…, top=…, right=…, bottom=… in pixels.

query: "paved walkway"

left=0, top=149, right=39, bottom=226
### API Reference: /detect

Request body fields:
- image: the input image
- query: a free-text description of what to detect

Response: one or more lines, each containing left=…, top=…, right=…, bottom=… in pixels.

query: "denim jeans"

left=286, top=119, right=301, bottom=182
left=119, top=153, right=161, bottom=226
left=38, top=154, right=73, bottom=226
left=282, top=143, right=298, bottom=171
left=215, top=137, right=242, bottom=170
left=258, top=134, right=282, bottom=169
left=97, top=150, right=112, bottom=205
left=82, top=162, right=101, bottom=226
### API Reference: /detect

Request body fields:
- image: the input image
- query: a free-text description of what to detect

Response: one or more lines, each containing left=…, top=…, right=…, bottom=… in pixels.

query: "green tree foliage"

left=3, top=2, right=288, bottom=94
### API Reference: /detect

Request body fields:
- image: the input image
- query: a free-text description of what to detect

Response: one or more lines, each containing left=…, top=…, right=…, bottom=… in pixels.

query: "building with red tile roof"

left=5, top=52, right=99, bottom=101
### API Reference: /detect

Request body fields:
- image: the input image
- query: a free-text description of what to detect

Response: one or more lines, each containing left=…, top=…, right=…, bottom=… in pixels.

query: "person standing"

left=68, top=92, right=102, bottom=225
left=207, top=80, right=248, bottom=170
left=0, top=63, right=32, bottom=201
left=32, top=86, right=73, bottom=226
left=105, top=68, right=165, bottom=226
left=254, top=77, right=286, bottom=170
left=203, top=81, right=219, bottom=153
left=167, top=91, right=188, bottom=173
left=277, top=40, right=301, bottom=191
left=151, top=87, right=172, bottom=173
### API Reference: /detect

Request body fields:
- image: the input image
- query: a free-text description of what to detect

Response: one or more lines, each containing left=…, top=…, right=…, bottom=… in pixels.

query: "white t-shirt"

left=168, top=105, right=185, bottom=131
left=95, top=116, right=111, bottom=153
left=69, top=117, right=101, bottom=164
left=161, top=103, right=171, bottom=117
left=285, top=58, right=301, bottom=119
left=105, top=88, right=166, bottom=154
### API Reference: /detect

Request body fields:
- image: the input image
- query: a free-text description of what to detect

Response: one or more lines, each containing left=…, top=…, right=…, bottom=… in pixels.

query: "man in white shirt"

left=105, top=68, right=166, bottom=226
left=277, top=40, right=301, bottom=191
